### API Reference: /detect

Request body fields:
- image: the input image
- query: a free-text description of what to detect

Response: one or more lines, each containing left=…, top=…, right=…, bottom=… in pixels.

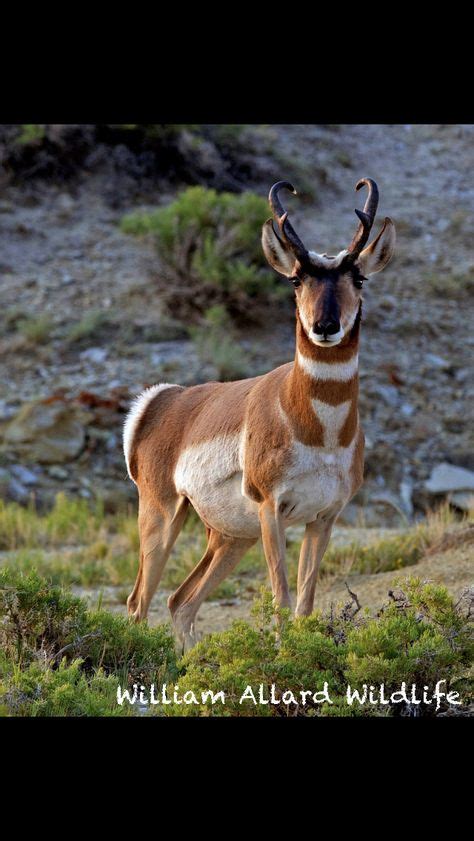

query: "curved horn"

left=268, top=181, right=308, bottom=260
left=347, top=178, right=379, bottom=257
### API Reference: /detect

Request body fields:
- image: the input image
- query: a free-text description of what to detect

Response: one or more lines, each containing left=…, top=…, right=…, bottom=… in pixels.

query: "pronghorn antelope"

left=123, top=178, right=396, bottom=648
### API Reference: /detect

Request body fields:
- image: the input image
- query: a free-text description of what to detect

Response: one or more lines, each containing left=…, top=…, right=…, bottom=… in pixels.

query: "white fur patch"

left=297, top=350, right=359, bottom=381
left=340, top=305, right=360, bottom=336
left=123, top=383, right=178, bottom=482
left=298, top=306, right=314, bottom=337
left=311, top=398, right=352, bottom=448
left=299, top=306, right=346, bottom=347
left=174, top=434, right=260, bottom=538
left=273, top=436, right=357, bottom=525
left=309, top=327, right=344, bottom=346
left=308, top=249, right=349, bottom=269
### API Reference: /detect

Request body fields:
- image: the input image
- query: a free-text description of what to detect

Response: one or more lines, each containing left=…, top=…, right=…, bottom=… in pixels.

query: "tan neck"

left=279, top=309, right=361, bottom=449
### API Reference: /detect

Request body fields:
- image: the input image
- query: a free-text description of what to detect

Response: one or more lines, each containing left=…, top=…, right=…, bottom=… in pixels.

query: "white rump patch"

left=297, top=350, right=359, bottom=381
left=123, top=383, right=178, bottom=482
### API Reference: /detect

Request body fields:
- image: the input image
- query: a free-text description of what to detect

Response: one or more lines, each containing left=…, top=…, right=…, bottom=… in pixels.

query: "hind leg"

left=128, top=495, right=189, bottom=622
left=168, top=528, right=256, bottom=650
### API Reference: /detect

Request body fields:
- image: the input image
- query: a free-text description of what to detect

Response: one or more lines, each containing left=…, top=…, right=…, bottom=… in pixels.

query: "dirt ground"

left=75, top=527, right=473, bottom=641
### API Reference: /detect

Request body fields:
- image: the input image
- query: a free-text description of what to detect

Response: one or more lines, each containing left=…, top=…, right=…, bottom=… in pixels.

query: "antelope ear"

left=357, top=217, right=396, bottom=275
left=261, top=219, right=295, bottom=277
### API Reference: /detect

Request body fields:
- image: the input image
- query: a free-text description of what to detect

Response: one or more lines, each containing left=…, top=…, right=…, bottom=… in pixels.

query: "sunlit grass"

left=0, top=494, right=470, bottom=599
left=287, top=503, right=472, bottom=587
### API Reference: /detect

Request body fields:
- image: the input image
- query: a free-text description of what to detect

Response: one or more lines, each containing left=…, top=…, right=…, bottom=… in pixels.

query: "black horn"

left=347, top=178, right=379, bottom=258
left=268, top=181, right=308, bottom=261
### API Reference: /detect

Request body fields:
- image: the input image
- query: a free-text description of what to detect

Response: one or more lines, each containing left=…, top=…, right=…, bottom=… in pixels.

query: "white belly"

left=174, top=433, right=355, bottom=538
left=174, top=434, right=261, bottom=538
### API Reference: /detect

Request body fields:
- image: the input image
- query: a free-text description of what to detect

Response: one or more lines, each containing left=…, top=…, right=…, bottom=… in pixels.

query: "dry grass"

left=0, top=496, right=471, bottom=602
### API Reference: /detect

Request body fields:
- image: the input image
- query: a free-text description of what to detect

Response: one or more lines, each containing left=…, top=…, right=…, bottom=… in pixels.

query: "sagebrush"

left=121, top=186, right=287, bottom=322
left=0, top=570, right=472, bottom=717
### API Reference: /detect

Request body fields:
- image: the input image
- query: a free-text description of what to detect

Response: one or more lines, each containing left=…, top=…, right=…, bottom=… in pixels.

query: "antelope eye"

left=353, top=277, right=364, bottom=289
left=290, top=277, right=302, bottom=288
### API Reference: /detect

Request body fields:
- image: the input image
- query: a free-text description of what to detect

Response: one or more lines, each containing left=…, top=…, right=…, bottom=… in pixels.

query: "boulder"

left=451, top=492, right=474, bottom=513
left=3, top=400, right=88, bottom=464
left=425, top=462, right=474, bottom=494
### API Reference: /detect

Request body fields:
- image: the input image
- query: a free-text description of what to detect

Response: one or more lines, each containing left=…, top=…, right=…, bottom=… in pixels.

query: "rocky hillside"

left=0, top=124, right=473, bottom=524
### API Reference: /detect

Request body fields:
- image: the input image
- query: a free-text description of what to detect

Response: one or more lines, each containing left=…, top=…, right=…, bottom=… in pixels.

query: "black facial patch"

left=298, top=257, right=365, bottom=288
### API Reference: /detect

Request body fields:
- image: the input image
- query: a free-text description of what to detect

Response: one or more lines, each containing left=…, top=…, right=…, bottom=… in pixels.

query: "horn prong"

left=268, top=181, right=307, bottom=261
left=348, top=178, right=379, bottom=258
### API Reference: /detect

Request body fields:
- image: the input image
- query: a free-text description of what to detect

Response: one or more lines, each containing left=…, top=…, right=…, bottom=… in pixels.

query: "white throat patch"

left=297, top=350, right=359, bottom=381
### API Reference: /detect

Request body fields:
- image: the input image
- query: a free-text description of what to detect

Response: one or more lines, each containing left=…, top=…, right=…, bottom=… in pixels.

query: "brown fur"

left=126, top=306, right=364, bottom=636
left=124, top=201, right=394, bottom=645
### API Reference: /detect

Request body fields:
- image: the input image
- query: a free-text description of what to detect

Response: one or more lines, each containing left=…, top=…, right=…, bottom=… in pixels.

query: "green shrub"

left=0, top=656, right=131, bottom=717
left=422, top=270, right=473, bottom=299
left=0, top=569, right=88, bottom=665
left=121, top=186, right=286, bottom=322
left=344, top=579, right=473, bottom=704
left=16, top=125, right=46, bottom=146
left=163, top=581, right=473, bottom=717
left=0, top=570, right=471, bottom=717
left=0, top=569, right=177, bottom=685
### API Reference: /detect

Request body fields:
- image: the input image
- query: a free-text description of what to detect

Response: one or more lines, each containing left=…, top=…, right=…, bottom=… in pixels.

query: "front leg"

left=295, top=515, right=337, bottom=617
left=259, top=498, right=291, bottom=610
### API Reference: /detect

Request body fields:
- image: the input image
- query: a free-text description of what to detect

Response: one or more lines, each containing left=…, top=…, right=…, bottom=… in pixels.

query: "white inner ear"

left=358, top=217, right=396, bottom=275
left=261, top=221, right=295, bottom=277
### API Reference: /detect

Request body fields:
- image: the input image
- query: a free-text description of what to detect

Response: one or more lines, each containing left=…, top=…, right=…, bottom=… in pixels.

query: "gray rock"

left=47, top=465, right=69, bottom=479
left=454, top=368, right=470, bottom=383
left=10, top=464, right=39, bottom=485
left=399, top=479, right=414, bottom=518
left=425, top=353, right=451, bottom=370
left=0, top=400, right=20, bottom=421
left=400, top=403, right=415, bottom=417
left=373, top=385, right=400, bottom=407
left=450, top=492, right=474, bottom=512
left=80, top=347, right=108, bottom=364
left=370, top=490, right=405, bottom=514
left=3, top=401, right=88, bottom=464
left=7, top=478, right=29, bottom=501
left=0, top=467, right=29, bottom=501
left=425, top=462, right=474, bottom=493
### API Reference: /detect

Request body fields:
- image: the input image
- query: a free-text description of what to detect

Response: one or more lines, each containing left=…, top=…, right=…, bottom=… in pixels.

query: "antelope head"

left=262, top=179, right=396, bottom=347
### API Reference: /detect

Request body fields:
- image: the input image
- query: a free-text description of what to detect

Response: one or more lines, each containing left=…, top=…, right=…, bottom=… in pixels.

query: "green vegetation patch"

left=168, top=582, right=473, bottom=717
left=0, top=568, right=178, bottom=715
left=0, top=570, right=471, bottom=717
left=121, top=186, right=286, bottom=323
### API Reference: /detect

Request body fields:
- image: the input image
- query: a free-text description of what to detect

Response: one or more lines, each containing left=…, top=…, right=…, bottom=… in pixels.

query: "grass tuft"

left=66, top=310, right=107, bottom=343
left=16, top=314, right=53, bottom=344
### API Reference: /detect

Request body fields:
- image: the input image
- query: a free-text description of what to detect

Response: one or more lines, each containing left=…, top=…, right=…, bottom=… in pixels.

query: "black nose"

left=314, top=318, right=340, bottom=336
